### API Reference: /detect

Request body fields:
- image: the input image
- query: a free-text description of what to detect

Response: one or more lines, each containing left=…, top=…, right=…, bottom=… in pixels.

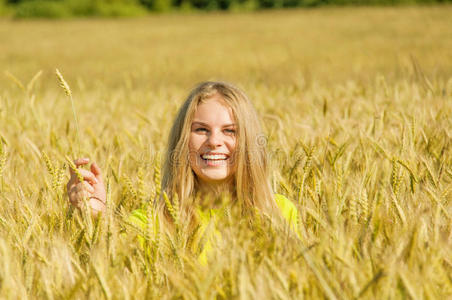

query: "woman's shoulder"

left=274, top=194, right=297, bottom=213
left=274, top=194, right=299, bottom=233
left=274, top=193, right=292, bottom=206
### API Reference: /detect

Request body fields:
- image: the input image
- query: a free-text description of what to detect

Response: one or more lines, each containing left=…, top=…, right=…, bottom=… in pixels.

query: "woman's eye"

left=224, top=129, right=236, bottom=135
left=195, top=128, right=208, bottom=132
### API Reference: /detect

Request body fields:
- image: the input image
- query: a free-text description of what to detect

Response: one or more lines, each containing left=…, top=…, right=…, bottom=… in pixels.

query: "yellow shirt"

left=129, top=194, right=299, bottom=264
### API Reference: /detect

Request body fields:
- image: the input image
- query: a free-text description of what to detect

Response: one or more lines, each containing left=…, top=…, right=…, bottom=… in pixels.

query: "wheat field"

left=1, top=6, right=452, bottom=299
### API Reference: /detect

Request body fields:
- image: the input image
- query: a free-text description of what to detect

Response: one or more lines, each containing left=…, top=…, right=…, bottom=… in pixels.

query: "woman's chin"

left=198, top=169, right=232, bottom=183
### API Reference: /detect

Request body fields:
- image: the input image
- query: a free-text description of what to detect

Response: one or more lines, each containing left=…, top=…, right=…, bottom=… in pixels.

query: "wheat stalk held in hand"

left=56, top=68, right=80, bottom=156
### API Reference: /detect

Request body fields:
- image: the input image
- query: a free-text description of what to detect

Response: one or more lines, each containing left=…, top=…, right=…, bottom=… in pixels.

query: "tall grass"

left=0, top=6, right=451, bottom=299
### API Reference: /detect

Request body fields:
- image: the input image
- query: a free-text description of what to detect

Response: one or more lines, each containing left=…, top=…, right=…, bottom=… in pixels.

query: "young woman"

left=66, top=81, right=298, bottom=246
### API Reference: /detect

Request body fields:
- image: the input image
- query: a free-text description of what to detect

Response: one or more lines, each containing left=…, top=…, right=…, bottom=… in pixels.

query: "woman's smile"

left=200, top=152, right=230, bottom=167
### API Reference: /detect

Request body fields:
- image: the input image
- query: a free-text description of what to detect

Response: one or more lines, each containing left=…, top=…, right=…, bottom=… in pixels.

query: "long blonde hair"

left=162, top=81, right=275, bottom=218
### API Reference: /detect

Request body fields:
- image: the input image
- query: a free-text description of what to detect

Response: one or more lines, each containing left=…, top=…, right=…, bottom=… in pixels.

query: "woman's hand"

left=66, top=158, right=106, bottom=215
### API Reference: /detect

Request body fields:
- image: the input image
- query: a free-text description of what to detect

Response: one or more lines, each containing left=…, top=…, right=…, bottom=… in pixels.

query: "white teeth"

left=202, top=154, right=227, bottom=160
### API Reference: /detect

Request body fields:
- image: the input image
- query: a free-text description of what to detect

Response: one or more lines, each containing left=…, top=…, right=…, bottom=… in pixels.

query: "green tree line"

left=0, top=0, right=450, bottom=17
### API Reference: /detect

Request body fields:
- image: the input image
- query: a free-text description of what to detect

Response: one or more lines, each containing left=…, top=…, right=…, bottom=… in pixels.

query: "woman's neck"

left=196, top=178, right=235, bottom=208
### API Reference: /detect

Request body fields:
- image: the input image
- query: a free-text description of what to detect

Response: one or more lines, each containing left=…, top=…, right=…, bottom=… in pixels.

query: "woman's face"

left=188, top=94, right=237, bottom=185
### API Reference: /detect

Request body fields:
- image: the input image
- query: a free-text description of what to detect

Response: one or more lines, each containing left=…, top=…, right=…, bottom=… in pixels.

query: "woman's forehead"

left=193, top=95, right=235, bottom=125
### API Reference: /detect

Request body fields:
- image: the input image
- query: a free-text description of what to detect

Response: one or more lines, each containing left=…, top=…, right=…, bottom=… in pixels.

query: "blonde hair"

left=161, top=81, right=276, bottom=219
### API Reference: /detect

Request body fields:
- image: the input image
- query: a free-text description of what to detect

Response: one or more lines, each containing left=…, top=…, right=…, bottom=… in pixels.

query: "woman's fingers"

left=68, top=168, right=98, bottom=185
left=90, top=162, right=102, bottom=181
left=77, top=169, right=98, bottom=185
left=74, top=158, right=90, bottom=167
left=68, top=158, right=90, bottom=177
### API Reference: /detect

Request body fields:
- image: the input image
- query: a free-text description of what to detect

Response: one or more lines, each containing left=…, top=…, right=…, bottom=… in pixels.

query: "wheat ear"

left=56, top=69, right=80, bottom=156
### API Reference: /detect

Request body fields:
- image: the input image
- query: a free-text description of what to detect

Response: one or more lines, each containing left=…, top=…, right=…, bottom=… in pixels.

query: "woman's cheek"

left=189, top=133, right=205, bottom=151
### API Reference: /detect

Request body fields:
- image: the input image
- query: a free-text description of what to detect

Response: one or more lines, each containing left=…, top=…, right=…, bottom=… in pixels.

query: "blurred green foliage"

left=0, top=0, right=12, bottom=15
left=2, top=0, right=451, bottom=17
left=9, top=0, right=148, bottom=17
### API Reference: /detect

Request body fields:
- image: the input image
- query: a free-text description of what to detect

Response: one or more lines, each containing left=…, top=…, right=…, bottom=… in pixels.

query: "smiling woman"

left=66, top=81, right=299, bottom=261
left=162, top=81, right=277, bottom=215
left=189, top=94, right=237, bottom=185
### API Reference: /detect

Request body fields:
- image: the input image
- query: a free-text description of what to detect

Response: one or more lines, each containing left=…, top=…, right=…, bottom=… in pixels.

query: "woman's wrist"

left=89, top=196, right=106, bottom=214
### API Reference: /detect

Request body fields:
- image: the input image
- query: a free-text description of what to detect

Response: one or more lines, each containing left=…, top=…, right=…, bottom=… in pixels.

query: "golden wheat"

left=0, top=6, right=451, bottom=299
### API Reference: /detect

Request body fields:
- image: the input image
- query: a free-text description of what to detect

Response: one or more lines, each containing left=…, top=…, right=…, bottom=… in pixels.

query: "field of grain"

left=1, top=6, right=452, bottom=299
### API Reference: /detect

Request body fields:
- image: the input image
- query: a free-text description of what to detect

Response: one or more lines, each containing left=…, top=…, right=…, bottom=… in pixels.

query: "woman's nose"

left=206, top=130, right=223, bottom=148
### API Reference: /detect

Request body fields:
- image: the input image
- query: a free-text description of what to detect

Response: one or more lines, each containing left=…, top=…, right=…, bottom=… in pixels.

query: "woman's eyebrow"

left=192, top=121, right=236, bottom=127
left=192, top=121, right=209, bottom=126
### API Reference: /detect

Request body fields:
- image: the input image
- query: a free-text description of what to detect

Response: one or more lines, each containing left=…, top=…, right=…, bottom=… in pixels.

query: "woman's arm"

left=66, top=158, right=106, bottom=215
